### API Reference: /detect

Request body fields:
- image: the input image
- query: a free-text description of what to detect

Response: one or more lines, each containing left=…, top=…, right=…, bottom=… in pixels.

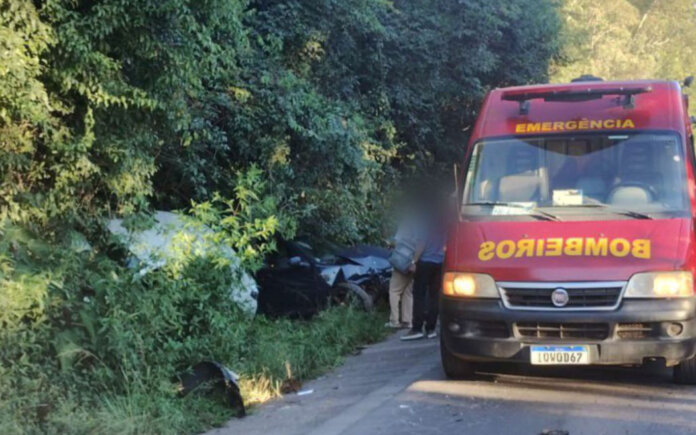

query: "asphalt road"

left=211, top=332, right=696, bottom=435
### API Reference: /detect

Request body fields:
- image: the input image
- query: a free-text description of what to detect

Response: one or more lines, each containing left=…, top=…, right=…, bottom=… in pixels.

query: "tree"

left=552, top=0, right=696, bottom=86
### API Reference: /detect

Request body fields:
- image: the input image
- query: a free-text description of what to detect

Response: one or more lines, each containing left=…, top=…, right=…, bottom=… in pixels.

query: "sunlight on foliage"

left=552, top=0, right=696, bottom=93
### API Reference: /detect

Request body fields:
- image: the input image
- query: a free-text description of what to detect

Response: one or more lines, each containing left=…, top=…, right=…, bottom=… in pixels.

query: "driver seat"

left=609, top=143, right=660, bottom=205
left=497, top=146, right=548, bottom=202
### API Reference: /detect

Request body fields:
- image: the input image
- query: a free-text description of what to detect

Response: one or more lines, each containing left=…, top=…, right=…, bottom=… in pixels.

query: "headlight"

left=442, top=273, right=499, bottom=298
left=624, top=271, right=694, bottom=298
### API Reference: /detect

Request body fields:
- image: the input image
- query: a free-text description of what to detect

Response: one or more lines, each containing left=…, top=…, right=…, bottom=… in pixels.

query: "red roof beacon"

left=441, top=76, right=696, bottom=383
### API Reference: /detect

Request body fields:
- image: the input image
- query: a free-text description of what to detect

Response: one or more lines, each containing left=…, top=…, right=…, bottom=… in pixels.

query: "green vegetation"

left=552, top=0, right=696, bottom=100
left=1, top=303, right=385, bottom=434
left=1, top=0, right=560, bottom=243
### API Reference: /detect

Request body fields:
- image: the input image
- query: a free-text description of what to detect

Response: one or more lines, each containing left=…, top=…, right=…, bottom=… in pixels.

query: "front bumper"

left=440, top=297, right=696, bottom=366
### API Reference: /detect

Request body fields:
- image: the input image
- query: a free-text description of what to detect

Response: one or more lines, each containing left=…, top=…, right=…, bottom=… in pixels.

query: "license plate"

left=530, top=345, right=590, bottom=365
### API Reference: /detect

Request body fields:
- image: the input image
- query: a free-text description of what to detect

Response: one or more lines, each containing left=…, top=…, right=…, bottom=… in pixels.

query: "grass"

left=0, top=306, right=388, bottom=434
left=234, top=306, right=388, bottom=407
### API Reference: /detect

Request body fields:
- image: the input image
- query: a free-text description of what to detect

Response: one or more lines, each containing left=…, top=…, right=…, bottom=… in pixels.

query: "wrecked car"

left=108, top=211, right=258, bottom=315
left=256, top=240, right=391, bottom=318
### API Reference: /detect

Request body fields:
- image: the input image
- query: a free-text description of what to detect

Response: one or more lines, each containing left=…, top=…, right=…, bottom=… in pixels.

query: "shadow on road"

left=400, top=360, right=696, bottom=434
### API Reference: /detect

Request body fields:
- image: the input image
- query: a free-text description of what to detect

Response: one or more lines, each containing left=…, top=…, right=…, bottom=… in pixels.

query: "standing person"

left=401, top=210, right=445, bottom=341
left=385, top=218, right=416, bottom=329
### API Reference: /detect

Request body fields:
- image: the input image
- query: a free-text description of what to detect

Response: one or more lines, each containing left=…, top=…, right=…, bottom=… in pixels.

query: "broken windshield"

left=461, top=133, right=689, bottom=221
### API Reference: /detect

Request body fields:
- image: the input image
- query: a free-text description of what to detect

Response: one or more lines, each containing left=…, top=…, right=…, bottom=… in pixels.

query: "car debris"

left=177, top=361, right=245, bottom=417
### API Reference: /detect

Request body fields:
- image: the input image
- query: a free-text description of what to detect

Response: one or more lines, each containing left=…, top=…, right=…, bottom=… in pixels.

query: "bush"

left=0, top=219, right=386, bottom=433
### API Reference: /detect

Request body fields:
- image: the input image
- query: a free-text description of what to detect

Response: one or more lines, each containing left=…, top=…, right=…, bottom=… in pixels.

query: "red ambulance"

left=441, top=76, right=696, bottom=383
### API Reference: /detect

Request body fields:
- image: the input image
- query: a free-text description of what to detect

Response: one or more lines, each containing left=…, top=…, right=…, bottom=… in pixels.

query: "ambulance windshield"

left=461, top=133, right=689, bottom=220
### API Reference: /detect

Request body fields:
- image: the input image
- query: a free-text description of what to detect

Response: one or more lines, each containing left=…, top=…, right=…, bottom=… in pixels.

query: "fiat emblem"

left=551, top=288, right=570, bottom=307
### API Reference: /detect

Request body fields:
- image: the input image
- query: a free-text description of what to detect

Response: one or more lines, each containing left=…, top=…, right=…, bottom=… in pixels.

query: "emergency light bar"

left=502, top=86, right=653, bottom=115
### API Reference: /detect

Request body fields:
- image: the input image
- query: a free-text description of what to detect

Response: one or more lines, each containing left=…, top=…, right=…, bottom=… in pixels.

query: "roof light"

left=502, top=86, right=652, bottom=115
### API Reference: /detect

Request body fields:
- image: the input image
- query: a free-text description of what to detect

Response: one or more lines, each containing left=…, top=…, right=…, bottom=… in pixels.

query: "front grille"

left=516, top=322, right=609, bottom=340
left=501, top=285, right=622, bottom=309
left=616, top=322, right=657, bottom=339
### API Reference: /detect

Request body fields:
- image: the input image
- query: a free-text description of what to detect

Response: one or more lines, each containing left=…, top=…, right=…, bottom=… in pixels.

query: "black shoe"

left=400, top=329, right=425, bottom=341
left=426, top=330, right=438, bottom=339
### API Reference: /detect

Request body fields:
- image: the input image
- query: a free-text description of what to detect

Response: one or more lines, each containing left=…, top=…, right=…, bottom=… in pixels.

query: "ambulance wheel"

left=674, top=356, right=696, bottom=384
left=440, top=336, right=476, bottom=379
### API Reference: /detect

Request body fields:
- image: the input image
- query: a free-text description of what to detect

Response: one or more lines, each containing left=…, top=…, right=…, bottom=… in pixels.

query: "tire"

left=440, top=335, right=476, bottom=379
left=674, top=356, right=696, bottom=384
left=336, top=282, right=374, bottom=312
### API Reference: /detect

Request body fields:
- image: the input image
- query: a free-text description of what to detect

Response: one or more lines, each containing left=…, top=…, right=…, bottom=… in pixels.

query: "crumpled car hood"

left=108, top=211, right=258, bottom=315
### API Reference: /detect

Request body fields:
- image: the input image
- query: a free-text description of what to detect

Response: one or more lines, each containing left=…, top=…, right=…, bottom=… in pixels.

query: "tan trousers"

left=389, top=269, right=413, bottom=325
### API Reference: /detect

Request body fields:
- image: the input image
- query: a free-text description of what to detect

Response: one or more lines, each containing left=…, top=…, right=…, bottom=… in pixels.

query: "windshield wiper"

left=466, top=201, right=561, bottom=222
left=562, top=204, right=653, bottom=220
